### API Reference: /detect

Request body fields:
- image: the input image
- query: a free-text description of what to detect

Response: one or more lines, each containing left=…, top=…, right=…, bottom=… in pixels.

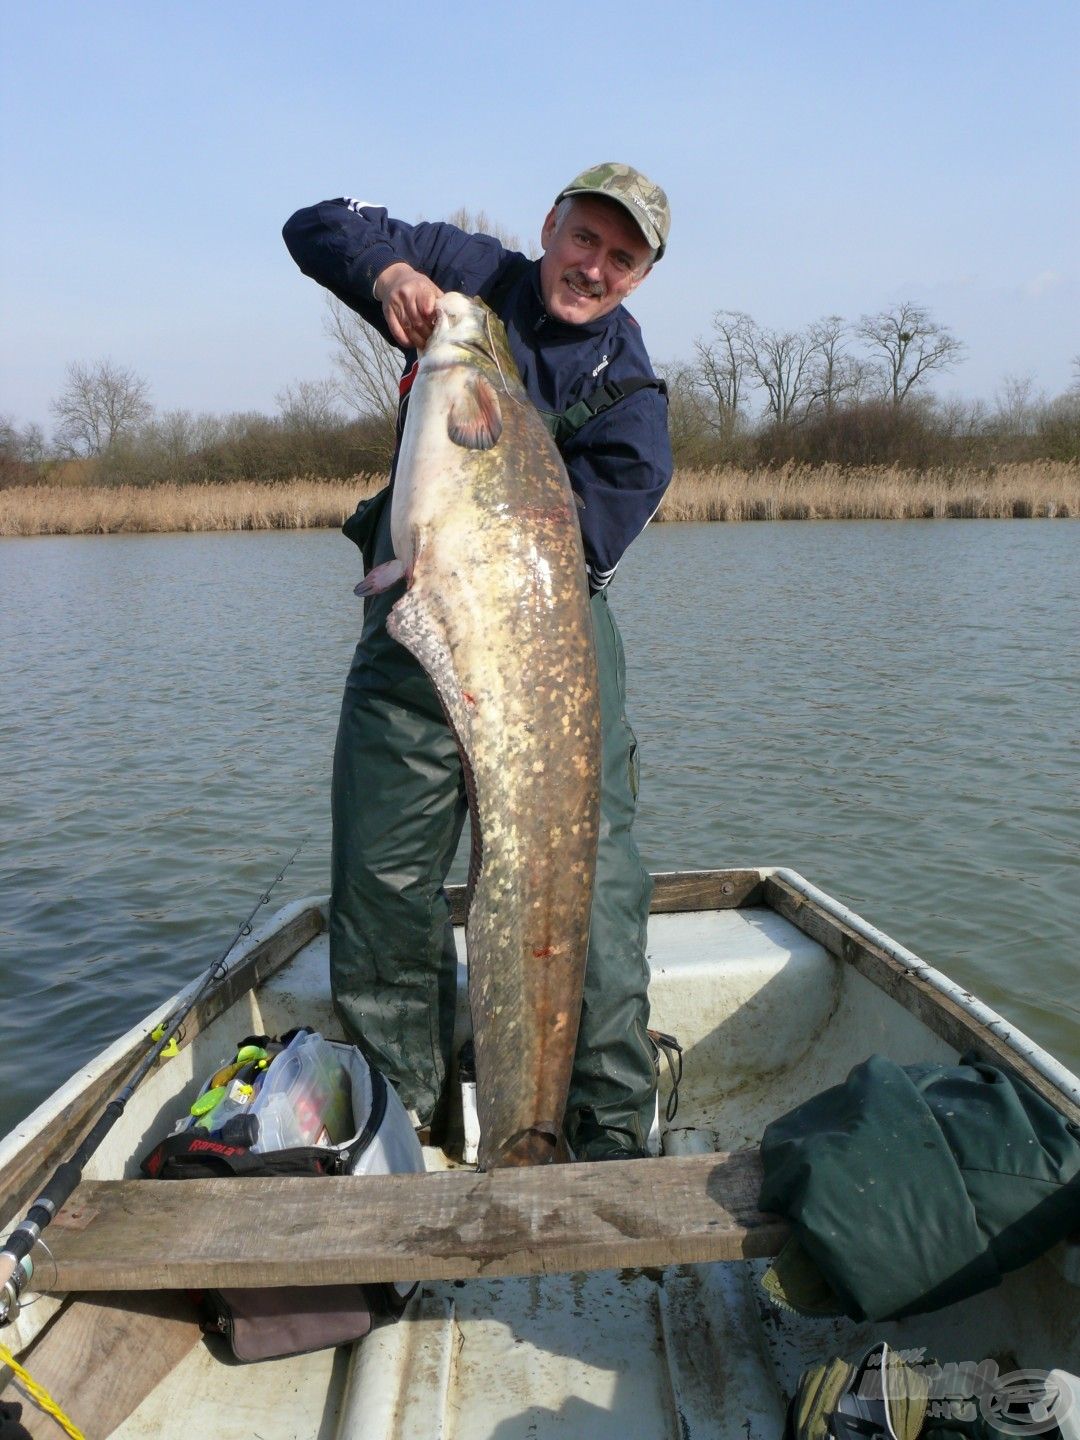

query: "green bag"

left=760, top=1054, right=1080, bottom=1322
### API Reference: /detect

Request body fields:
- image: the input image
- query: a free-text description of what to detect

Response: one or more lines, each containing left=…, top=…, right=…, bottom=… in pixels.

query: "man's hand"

left=374, top=263, right=444, bottom=349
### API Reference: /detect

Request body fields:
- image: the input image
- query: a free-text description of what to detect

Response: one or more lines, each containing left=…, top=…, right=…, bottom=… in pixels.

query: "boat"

left=1, top=867, right=1077, bottom=1438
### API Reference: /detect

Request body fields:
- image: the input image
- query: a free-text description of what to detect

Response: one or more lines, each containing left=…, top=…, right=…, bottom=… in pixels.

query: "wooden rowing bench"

left=9, top=1152, right=786, bottom=1438
left=46, top=1150, right=788, bottom=1291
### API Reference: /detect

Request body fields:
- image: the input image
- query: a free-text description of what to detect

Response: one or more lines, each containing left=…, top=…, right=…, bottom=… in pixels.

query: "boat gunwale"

left=3, top=866, right=1077, bottom=1223
left=0, top=899, right=326, bottom=1226
left=766, top=867, right=1080, bottom=1117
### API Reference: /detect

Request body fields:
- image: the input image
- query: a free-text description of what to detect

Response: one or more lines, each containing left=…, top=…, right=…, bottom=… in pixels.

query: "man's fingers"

left=380, top=270, right=445, bottom=350
left=403, top=308, right=436, bottom=349
left=409, top=288, right=441, bottom=345
left=387, top=300, right=428, bottom=349
left=386, top=308, right=411, bottom=348
left=396, top=314, right=425, bottom=349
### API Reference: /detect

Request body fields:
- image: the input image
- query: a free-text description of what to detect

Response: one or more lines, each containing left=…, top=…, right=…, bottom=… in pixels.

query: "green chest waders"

left=328, top=493, right=656, bottom=1156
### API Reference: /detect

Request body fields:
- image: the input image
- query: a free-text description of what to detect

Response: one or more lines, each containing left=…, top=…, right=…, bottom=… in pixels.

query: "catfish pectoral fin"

left=447, top=374, right=503, bottom=450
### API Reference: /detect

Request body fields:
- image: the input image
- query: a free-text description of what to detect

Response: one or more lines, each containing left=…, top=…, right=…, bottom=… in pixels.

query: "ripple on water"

left=0, top=521, right=1077, bottom=1134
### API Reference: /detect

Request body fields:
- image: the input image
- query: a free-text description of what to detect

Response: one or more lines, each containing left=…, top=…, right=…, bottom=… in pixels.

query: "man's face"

left=538, top=196, right=654, bottom=325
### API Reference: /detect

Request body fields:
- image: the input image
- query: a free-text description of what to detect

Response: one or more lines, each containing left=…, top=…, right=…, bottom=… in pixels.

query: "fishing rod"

left=0, top=840, right=306, bottom=1325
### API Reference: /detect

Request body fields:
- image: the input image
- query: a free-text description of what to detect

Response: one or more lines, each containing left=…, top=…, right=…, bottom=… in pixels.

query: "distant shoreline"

left=1, top=463, right=1076, bottom=537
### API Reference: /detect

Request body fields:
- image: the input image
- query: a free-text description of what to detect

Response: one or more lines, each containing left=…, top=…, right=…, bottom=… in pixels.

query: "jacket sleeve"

left=282, top=199, right=509, bottom=346
left=562, top=387, right=672, bottom=593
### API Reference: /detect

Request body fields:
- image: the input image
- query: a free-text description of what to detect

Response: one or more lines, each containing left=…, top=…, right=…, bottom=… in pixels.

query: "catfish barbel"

left=356, top=292, right=601, bottom=1168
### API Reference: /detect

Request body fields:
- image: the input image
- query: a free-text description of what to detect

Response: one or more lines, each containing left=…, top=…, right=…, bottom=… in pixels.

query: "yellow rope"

left=0, top=1341, right=85, bottom=1440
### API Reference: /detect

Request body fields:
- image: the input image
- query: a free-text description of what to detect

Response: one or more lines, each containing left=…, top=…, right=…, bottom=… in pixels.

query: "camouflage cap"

left=556, top=162, right=670, bottom=261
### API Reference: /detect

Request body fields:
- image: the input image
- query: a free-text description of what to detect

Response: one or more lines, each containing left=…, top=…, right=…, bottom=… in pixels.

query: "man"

left=283, top=163, right=672, bottom=1161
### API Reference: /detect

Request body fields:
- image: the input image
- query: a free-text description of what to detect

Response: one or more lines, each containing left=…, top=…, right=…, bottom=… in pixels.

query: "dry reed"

left=0, top=477, right=383, bottom=538
left=657, top=461, right=1078, bottom=522
left=1, top=463, right=1076, bottom=538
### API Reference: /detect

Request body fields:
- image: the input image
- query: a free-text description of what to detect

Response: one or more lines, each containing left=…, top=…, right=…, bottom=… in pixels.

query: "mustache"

left=565, top=272, right=604, bottom=299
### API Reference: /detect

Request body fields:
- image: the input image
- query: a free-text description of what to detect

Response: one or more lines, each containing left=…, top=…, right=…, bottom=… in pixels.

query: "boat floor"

left=107, top=1257, right=1068, bottom=1440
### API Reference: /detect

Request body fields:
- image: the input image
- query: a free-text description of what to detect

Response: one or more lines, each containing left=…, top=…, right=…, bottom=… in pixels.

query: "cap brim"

left=556, top=187, right=664, bottom=259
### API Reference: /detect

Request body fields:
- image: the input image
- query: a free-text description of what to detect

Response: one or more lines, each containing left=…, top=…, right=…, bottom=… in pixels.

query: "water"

left=1, top=521, right=1077, bottom=1136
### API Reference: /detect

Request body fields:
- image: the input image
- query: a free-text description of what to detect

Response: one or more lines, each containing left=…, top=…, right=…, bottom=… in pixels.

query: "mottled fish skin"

left=382, top=293, right=600, bottom=1169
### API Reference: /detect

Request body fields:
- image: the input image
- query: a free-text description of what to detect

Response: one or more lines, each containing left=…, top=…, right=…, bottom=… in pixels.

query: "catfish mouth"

left=422, top=295, right=497, bottom=371
left=422, top=337, right=494, bottom=371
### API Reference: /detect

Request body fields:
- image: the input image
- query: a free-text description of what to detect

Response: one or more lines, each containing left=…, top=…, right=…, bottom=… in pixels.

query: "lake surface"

left=1, top=521, right=1077, bottom=1136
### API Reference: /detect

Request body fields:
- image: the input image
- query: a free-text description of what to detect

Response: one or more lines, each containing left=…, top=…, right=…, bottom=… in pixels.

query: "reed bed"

left=0, top=477, right=383, bottom=538
left=1, top=464, right=1076, bottom=537
left=657, top=461, right=1078, bottom=522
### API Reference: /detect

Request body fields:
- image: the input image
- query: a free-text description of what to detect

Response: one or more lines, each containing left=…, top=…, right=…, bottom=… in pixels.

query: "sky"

left=2, top=0, right=1078, bottom=433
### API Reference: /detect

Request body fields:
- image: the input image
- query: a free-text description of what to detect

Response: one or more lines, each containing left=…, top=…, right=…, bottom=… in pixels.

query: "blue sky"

left=2, top=0, right=1078, bottom=431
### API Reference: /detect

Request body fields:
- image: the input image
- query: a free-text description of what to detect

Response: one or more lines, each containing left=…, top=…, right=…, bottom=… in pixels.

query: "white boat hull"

left=1, top=870, right=1077, bottom=1439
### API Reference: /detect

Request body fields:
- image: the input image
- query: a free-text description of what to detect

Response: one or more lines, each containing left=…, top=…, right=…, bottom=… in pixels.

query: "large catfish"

left=356, top=292, right=601, bottom=1169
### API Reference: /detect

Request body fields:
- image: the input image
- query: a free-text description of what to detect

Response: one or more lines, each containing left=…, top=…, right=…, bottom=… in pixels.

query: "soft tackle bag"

left=140, top=1029, right=424, bottom=1362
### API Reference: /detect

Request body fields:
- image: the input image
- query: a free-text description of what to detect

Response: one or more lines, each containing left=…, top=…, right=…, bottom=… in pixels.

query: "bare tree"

left=445, top=206, right=532, bottom=254
left=1, top=415, right=49, bottom=484
left=148, top=408, right=227, bottom=463
left=805, top=316, right=866, bottom=416
left=742, top=322, right=819, bottom=427
left=325, top=298, right=401, bottom=466
left=857, top=302, right=965, bottom=409
left=692, top=310, right=753, bottom=437
left=936, top=393, right=986, bottom=443
left=0, top=415, right=25, bottom=483
left=51, top=359, right=152, bottom=456
left=107, top=408, right=217, bottom=485
left=658, top=360, right=715, bottom=460
left=994, top=374, right=1042, bottom=436
left=19, top=421, right=47, bottom=466
left=276, top=378, right=345, bottom=434
left=0, top=414, right=24, bottom=461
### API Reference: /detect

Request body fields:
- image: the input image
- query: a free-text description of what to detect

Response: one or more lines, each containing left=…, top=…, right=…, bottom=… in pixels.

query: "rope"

left=0, top=1342, right=85, bottom=1440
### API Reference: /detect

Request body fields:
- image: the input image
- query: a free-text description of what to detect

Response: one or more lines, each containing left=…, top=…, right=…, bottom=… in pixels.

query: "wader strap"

left=542, top=376, right=668, bottom=449
left=648, top=1028, right=683, bottom=1123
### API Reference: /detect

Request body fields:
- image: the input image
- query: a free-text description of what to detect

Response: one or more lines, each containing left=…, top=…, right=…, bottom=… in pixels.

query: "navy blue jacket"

left=282, top=199, right=672, bottom=592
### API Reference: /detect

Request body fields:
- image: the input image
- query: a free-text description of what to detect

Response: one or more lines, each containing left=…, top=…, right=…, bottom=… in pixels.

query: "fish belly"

left=387, top=393, right=600, bottom=1168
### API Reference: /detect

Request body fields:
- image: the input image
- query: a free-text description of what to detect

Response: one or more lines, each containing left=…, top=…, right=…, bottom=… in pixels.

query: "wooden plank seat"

left=46, top=1150, right=788, bottom=1292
